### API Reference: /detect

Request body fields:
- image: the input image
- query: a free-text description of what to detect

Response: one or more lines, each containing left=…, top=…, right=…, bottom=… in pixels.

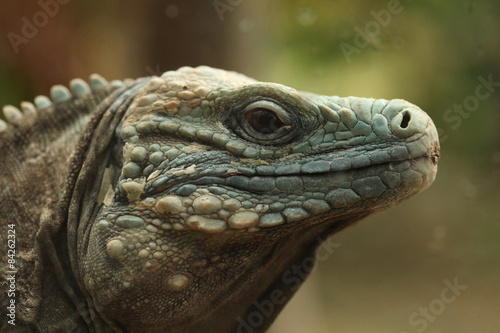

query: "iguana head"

left=73, top=66, right=439, bottom=332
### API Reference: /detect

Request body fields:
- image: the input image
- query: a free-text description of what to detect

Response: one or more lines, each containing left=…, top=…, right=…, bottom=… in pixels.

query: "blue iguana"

left=0, top=66, right=439, bottom=332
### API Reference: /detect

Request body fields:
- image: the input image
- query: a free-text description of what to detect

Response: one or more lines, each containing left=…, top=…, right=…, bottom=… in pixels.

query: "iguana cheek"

left=192, top=194, right=222, bottom=214
left=166, top=273, right=190, bottom=291
left=227, top=211, right=260, bottom=229
left=185, top=216, right=227, bottom=233
left=117, top=179, right=144, bottom=203
left=151, top=190, right=264, bottom=233
left=106, top=239, right=125, bottom=259
left=155, top=195, right=183, bottom=214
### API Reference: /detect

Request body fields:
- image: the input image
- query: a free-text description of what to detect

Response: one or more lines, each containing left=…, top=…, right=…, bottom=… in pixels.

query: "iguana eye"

left=245, top=108, right=284, bottom=134
left=237, top=100, right=296, bottom=144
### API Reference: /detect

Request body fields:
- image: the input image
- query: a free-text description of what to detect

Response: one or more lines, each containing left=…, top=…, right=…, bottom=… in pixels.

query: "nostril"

left=390, top=106, right=427, bottom=138
left=400, top=110, right=411, bottom=129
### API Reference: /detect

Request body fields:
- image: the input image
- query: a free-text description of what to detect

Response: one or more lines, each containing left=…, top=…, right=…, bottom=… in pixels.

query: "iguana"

left=0, top=66, right=439, bottom=332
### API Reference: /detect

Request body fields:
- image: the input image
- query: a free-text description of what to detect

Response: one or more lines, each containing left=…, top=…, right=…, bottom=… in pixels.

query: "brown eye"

left=245, top=108, right=285, bottom=134
left=234, top=99, right=298, bottom=145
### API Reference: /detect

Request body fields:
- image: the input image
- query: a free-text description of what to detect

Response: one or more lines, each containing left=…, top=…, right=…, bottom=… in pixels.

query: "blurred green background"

left=0, top=1, right=499, bottom=332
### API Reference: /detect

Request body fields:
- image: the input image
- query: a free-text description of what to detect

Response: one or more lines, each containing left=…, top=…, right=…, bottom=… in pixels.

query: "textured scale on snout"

left=0, top=66, right=439, bottom=332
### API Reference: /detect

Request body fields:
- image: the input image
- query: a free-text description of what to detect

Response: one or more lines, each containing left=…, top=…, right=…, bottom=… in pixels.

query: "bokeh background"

left=1, top=1, right=499, bottom=332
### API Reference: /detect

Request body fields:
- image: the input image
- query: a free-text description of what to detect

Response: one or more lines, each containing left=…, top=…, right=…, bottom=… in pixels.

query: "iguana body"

left=0, top=66, right=439, bottom=332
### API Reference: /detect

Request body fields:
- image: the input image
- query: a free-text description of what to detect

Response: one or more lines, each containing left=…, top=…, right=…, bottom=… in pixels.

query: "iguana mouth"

left=427, top=142, right=441, bottom=166
left=157, top=156, right=435, bottom=199
left=143, top=140, right=440, bottom=200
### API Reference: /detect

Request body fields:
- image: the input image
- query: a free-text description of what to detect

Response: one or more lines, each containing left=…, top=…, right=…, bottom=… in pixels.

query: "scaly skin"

left=0, top=66, right=439, bottom=332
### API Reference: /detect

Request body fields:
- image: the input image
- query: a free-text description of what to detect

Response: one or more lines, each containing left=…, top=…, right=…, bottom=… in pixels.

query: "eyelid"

left=243, top=100, right=290, bottom=123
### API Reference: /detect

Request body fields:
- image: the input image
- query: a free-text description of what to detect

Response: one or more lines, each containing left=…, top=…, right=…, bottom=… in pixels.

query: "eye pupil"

left=246, top=108, right=284, bottom=134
